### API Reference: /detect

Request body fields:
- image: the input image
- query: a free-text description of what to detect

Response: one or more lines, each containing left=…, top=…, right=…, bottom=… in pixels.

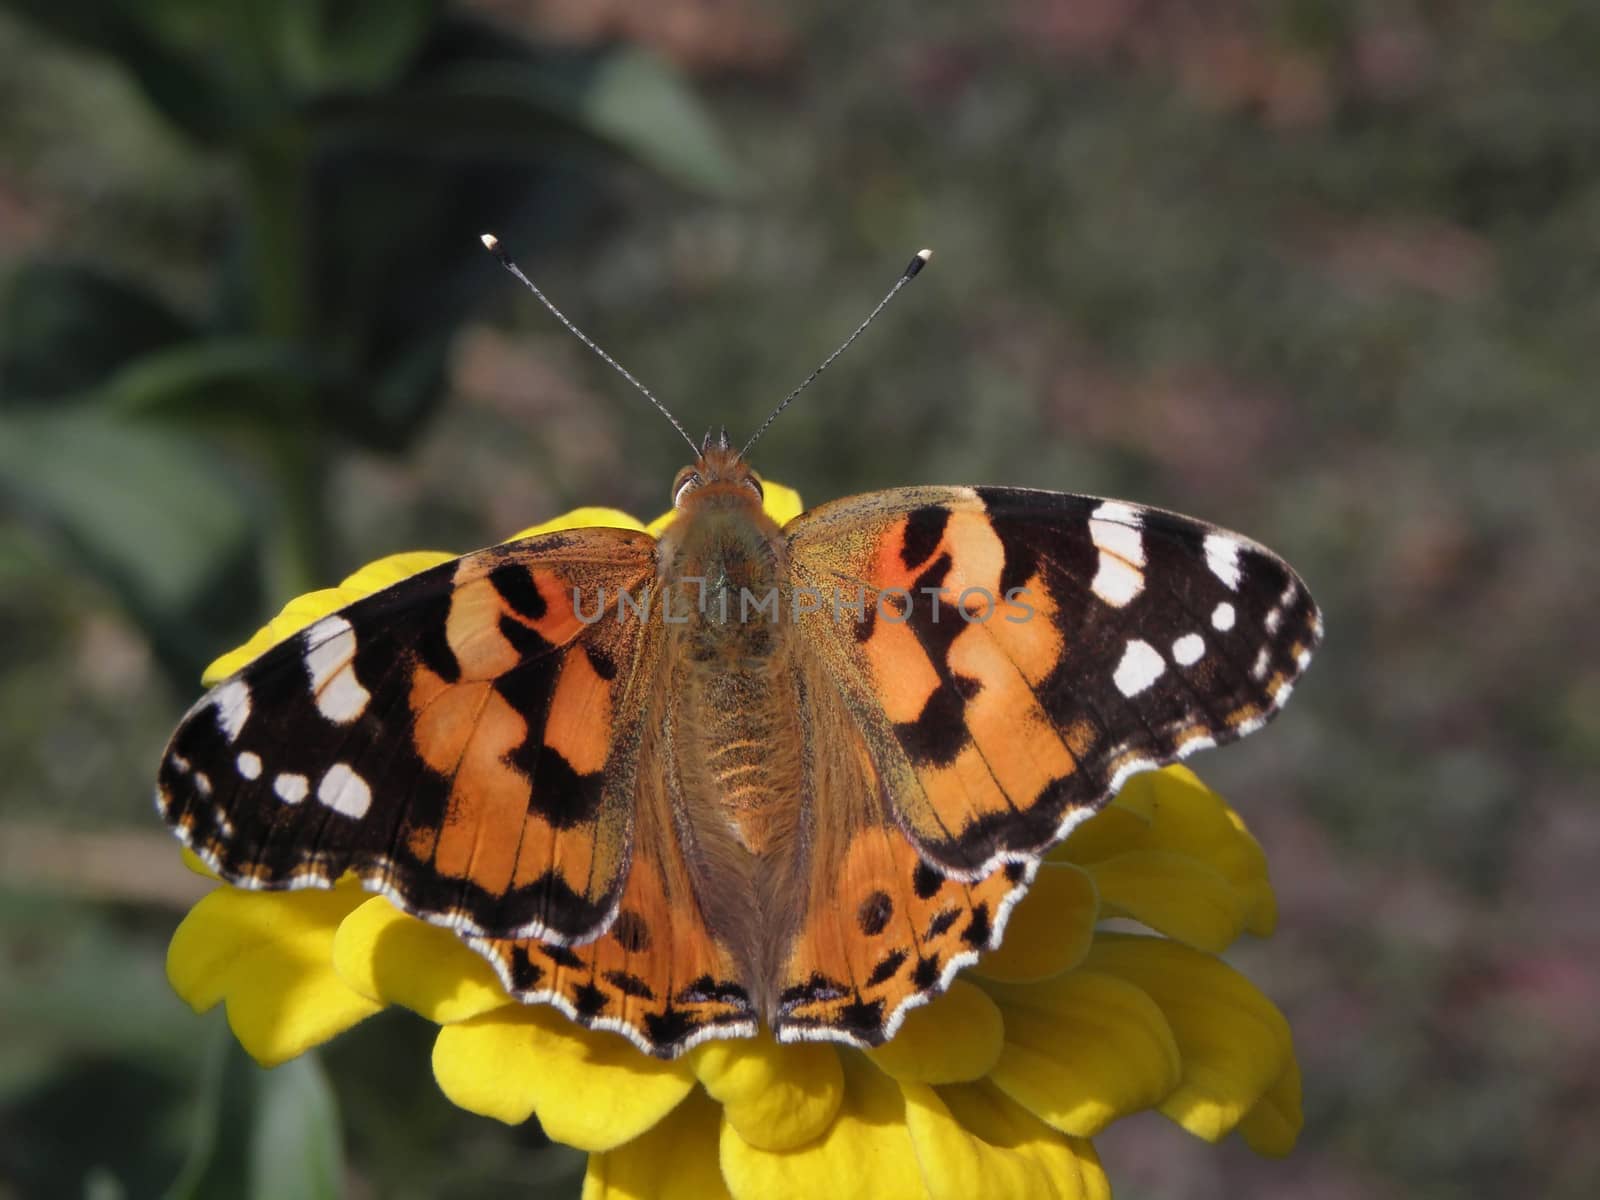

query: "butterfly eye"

left=672, top=471, right=703, bottom=507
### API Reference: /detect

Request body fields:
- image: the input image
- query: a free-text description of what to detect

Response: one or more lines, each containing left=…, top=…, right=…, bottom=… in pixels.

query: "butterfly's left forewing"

left=773, top=485, right=1320, bottom=1045
left=157, top=527, right=660, bottom=945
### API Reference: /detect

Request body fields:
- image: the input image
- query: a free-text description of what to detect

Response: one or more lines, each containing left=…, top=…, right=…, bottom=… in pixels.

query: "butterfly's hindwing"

left=157, top=529, right=658, bottom=944
left=754, top=619, right=1032, bottom=1050
left=468, top=656, right=761, bottom=1057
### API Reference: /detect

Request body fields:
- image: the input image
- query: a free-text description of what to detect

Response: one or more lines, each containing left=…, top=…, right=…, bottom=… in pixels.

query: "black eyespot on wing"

left=610, top=909, right=652, bottom=953
left=857, top=890, right=894, bottom=936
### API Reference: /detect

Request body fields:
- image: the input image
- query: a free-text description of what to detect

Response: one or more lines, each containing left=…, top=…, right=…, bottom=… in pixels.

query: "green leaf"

left=247, top=1055, right=344, bottom=1200
left=0, top=261, right=193, bottom=403
left=0, top=410, right=263, bottom=683
left=96, top=338, right=322, bottom=425
left=164, top=1029, right=344, bottom=1200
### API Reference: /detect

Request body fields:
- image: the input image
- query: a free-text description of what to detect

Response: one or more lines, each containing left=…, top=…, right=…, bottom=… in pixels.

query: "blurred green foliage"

left=3, top=1, right=1599, bottom=1197
left=0, top=0, right=739, bottom=690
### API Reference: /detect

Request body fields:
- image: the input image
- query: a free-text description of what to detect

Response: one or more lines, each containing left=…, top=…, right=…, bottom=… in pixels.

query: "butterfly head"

left=672, top=429, right=764, bottom=511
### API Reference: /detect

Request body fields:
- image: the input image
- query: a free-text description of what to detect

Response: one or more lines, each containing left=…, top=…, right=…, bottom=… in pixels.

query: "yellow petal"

left=1057, top=767, right=1277, bottom=940
left=692, top=1036, right=843, bottom=1151
left=981, top=970, right=1181, bottom=1137
left=760, top=480, right=805, bottom=527
left=583, top=1088, right=732, bottom=1200
left=431, top=1004, right=695, bottom=1150
left=904, top=1080, right=1109, bottom=1200
left=180, top=847, right=219, bottom=880
left=1223, top=805, right=1278, bottom=936
left=166, top=883, right=382, bottom=1067
left=865, top=980, right=1004, bottom=1084
left=722, top=1056, right=928, bottom=1200
left=1051, top=797, right=1152, bottom=865
left=1237, top=1055, right=1303, bottom=1156
left=972, top=863, right=1098, bottom=983
left=200, top=551, right=454, bottom=683
left=1084, top=934, right=1294, bottom=1143
left=1086, top=851, right=1249, bottom=953
left=337, top=550, right=460, bottom=592
left=331, top=897, right=510, bottom=1024
left=505, top=507, right=650, bottom=541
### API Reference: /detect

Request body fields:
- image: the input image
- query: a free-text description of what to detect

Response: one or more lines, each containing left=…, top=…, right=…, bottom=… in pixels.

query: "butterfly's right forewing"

left=787, top=485, right=1322, bottom=878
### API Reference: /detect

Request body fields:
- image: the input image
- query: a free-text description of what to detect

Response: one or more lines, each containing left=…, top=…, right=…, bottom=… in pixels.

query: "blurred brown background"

left=2, top=1, right=1597, bottom=1197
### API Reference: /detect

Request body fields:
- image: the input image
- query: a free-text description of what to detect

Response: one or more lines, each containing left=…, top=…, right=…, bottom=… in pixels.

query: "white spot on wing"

left=1251, top=647, right=1271, bottom=680
left=274, top=773, right=309, bottom=804
left=1113, top=638, right=1166, bottom=697
left=194, top=772, right=212, bottom=798
left=1172, top=633, right=1206, bottom=666
left=1204, top=533, right=1242, bottom=590
left=1089, top=503, right=1146, bottom=607
left=1090, top=556, right=1144, bottom=606
left=1089, top=507, right=1145, bottom=562
left=318, top=670, right=371, bottom=724
left=1264, top=607, right=1282, bottom=633
left=212, top=680, right=251, bottom=742
left=236, top=751, right=262, bottom=780
left=317, top=763, right=371, bottom=819
left=1211, top=601, right=1236, bottom=632
left=304, top=616, right=370, bottom=724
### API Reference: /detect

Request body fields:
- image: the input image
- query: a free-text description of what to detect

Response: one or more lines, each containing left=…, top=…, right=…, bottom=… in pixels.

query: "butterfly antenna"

left=740, top=248, right=932, bottom=458
left=481, top=233, right=700, bottom=457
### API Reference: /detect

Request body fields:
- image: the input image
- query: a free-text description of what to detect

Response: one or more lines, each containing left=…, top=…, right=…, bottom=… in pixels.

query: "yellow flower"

left=167, top=482, right=1301, bottom=1199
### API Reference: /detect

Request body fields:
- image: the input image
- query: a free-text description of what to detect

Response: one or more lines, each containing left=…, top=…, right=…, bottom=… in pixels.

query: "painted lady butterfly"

left=157, top=246, right=1321, bottom=1059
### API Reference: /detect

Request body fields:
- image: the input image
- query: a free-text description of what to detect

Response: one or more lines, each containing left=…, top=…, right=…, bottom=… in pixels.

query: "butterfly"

left=156, top=244, right=1322, bottom=1059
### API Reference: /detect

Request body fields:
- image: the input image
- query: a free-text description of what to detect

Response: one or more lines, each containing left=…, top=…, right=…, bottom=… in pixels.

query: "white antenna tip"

left=480, top=233, right=500, bottom=251
left=916, top=248, right=933, bottom=262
